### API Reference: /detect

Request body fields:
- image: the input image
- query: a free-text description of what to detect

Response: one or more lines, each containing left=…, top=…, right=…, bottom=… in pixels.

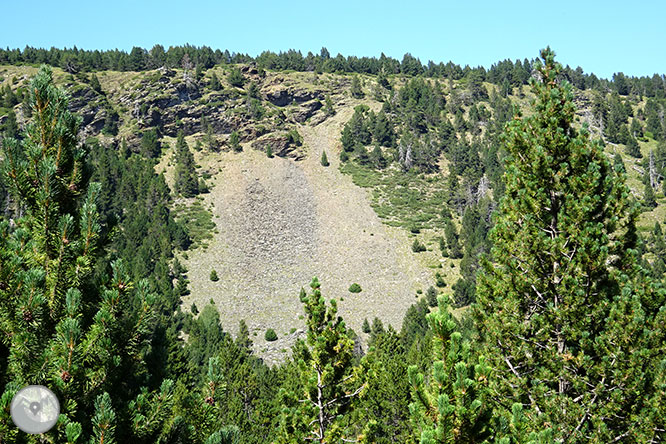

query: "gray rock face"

left=251, top=133, right=305, bottom=160
left=43, top=68, right=331, bottom=158
left=264, top=86, right=323, bottom=107
left=265, top=88, right=291, bottom=106
left=291, top=100, right=322, bottom=123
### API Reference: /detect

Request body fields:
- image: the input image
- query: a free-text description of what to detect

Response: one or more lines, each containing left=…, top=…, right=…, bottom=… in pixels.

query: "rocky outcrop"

left=265, top=88, right=291, bottom=106
left=291, top=100, right=322, bottom=123
left=66, top=85, right=107, bottom=139
left=26, top=67, right=338, bottom=156
left=251, top=133, right=306, bottom=160
left=263, top=85, right=324, bottom=107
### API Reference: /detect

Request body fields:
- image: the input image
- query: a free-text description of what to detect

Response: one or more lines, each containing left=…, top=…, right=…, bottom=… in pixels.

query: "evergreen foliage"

left=644, top=181, right=657, bottom=208
left=229, top=131, right=241, bottom=152
left=411, top=238, right=426, bottom=252
left=140, top=128, right=161, bottom=158
left=228, top=68, right=244, bottom=87
left=348, top=283, right=362, bottom=293
left=0, top=65, right=174, bottom=442
left=278, top=278, right=367, bottom=443
left=0, top=108, right=18, bottom=138
left=1, top=45, right=664, bottom=102
left=209, top=72, right=222, bottom=90
left=90, top=73, right=103, bottom=94
left=351, top=75, right=364, bottom=98
left=320, top=150, right=329, bottom=166
left=264, top=328, right=278, bottom=341
left=626, top=134, right=642, bottom=158
left=102, top=106, right=119, bottom=136
left=409, top=295, right=492, bottom=443
left=445, top=220, right=462, bottom=259
left=323, top=94, right=335, bottom=116
left=173, top=130, right=200, bottom=197
left=356, top=325, right=413, bottom=443
left=1, top=45, right=666, bottom=444
left=473, top=48, right=666, bottom=442
left=425, top=286, right=438, bottom=307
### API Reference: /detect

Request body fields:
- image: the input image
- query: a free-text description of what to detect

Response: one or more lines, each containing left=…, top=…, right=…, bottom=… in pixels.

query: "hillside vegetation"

left=0, top=46, right=665, bottom=443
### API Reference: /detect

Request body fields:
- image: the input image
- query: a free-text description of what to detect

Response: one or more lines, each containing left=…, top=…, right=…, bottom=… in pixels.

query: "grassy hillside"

left=1, top=63, right=665, bottom=362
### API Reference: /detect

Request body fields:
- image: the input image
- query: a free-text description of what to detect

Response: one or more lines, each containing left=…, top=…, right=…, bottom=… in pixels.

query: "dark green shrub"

left=265, top=328, right=278, bottom=341
left=412, top=239, right=426, bottom=252
left=435, top=272, right=446, bottom=288
left=228, top=67, right=244, bottom=87
left=229, top=131, right=242, bottom=152
left=348, top=283, right=362, bottom=293
left=426, top=286, right=438, bottom=307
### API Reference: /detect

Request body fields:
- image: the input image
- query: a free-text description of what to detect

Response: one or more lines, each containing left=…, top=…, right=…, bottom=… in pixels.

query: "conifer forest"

left=0, top=42, right=666, bottom=443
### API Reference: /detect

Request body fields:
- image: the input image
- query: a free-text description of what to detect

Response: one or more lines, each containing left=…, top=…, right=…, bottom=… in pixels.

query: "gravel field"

left=182, top=106, right=433, bottom=365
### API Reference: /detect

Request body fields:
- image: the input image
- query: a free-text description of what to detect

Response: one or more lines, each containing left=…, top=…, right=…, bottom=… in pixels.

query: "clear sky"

left=2, top=0, right=664, bottom=79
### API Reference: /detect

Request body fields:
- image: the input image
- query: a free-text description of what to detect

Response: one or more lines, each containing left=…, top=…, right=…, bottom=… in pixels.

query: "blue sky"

left=2, top=0, right=663, bottom=79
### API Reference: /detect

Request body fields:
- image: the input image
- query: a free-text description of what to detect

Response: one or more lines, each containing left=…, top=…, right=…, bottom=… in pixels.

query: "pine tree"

left=236, top=320, right=252, bottom=352
left=411, top=238, right=426, bottom=252
left=372, top=111, right=393, bottom=146
left=626, top=135, right=642, bottom=158
left=102, top=106, right=119, bottom=136
left=356, top=144, right=370, bottom=165
left=371, top=317, right=384, bottom=337
left=209, top=72, right=222, bottom=90
left=631, top=117, right=644, bottom=139
left=173, top=130, right=199, bottom=197
left=0, top=108, right=18, bottom=138
left=356, top=326, right=412, bottom=443
left=195, top=64, right=204, bottom=81
left=90, top=73, right=103, bottom=94
left=247, top=81, right=260, bottom=99
left=425, top=286, right=438, bottom=307
left=377, top=70, right=390, bottom=90
left=323, top=94, right=335, bottom=116
left=473, top=48, right=666, bottom=441
left=0, top=65, right=170, bottom=442
left=227, top=67, right=244, bottom=87
left=140, top=128, right=161, bottom=158
left=340, top=125, right=355, bottom=152
left=278, top=278, right=367, bottom=443
left=409, top=295, right=492, bottom=443
left=229, top=131, right=241, bottom=152
left=445, top=220, right=462, bottom=259
left=2, top=84, right=18, bottom=108
left=351, top=75, right=364, bottom=98
left=369, top=145, right=387, bottom=169
left=320, top=150, right=329, bottom=167
left=435, top=240, right=448, bottom=261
